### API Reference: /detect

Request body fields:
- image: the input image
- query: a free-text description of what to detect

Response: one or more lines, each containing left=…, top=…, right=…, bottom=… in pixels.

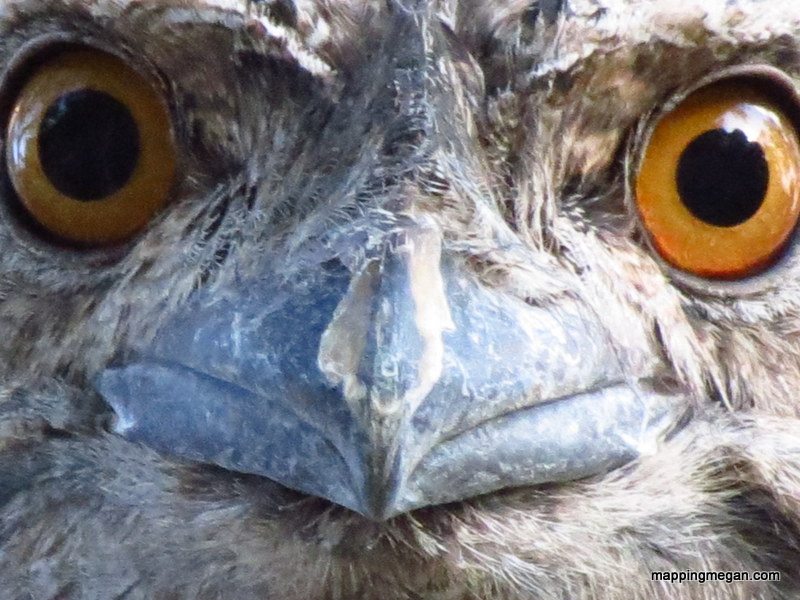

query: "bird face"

left=43, top=0, right=692, bottom=520
left=0, top=0, right=790, bottom=511
left=3, top=0, right=800, bottom=597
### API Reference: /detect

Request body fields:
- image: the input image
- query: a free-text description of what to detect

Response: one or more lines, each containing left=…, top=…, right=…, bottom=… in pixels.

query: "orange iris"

left=636, top=79, right=800, bottom=279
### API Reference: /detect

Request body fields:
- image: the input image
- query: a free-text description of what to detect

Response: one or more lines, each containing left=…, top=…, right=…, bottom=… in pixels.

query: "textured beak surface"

left=96, top=226, right=686, bottom=520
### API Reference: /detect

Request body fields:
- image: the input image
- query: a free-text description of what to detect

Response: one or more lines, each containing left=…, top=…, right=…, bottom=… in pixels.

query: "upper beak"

left=95, top=223, right=686, bottom=520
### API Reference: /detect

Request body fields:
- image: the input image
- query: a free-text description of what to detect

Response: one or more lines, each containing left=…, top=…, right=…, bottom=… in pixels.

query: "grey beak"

left=95, top=225, right=686, bottom=520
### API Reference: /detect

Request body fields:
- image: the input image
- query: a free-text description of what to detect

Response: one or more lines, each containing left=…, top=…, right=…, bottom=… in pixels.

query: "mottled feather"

left=2, top=1, right=800, bottom=598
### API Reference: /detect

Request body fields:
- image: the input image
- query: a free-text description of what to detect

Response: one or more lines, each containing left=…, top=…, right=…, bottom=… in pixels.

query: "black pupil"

left=38, top=89, right=140, bottom=201
left=676, top=128, right=769, bottom=227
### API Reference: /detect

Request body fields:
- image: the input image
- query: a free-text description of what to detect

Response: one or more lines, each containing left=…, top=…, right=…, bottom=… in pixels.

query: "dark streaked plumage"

left=2, top=1, right=800, bottom=598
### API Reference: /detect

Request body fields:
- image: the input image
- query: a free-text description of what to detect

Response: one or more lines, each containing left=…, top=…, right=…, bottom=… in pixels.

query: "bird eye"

left=635, top=77, right=800, bottom=279
left=4, top=48, right=177, bottom=246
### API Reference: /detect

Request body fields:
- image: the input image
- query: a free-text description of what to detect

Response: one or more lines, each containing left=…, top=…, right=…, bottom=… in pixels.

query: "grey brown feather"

left=2, top=0, right=800, bottom=598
